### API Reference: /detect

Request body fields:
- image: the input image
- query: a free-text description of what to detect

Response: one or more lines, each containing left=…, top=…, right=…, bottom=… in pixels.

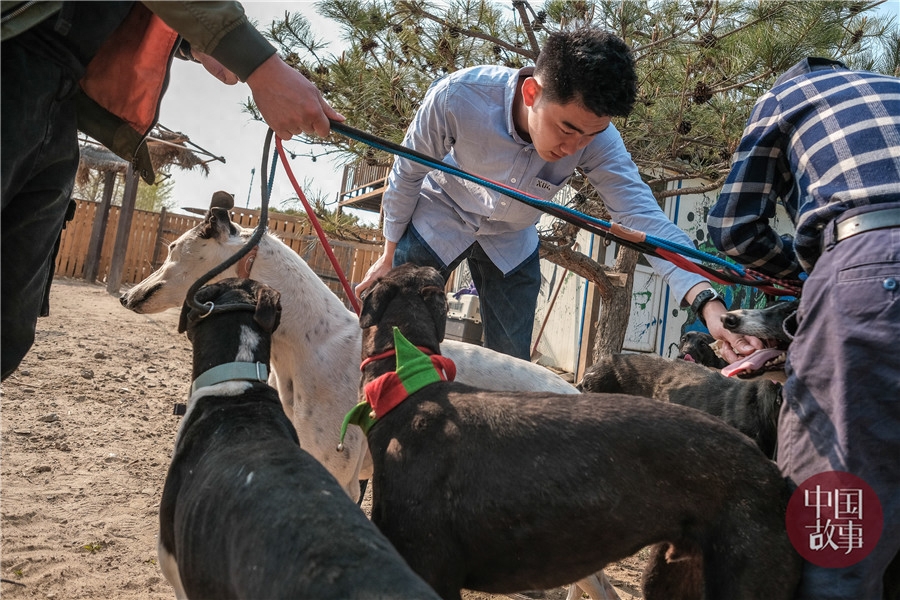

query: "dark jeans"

left=778, top=217, right=900, bottom=599
left=394, top=225, right=541, bottom=360
left=2, top=41, right=80, bottom=379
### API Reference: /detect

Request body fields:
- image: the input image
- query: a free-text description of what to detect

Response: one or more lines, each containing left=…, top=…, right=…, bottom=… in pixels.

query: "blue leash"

left=330, top=121, right=802, bottom=295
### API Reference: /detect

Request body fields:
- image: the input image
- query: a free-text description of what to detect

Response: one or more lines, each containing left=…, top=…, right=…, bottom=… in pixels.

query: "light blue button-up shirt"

left=383, top=65, right=706, bottom=303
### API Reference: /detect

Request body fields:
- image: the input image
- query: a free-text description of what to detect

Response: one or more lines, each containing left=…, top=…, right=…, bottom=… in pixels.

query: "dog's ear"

left=253, top=284, right=282, bottom=334
left=178, top=281, right=229, bottom=336
left=359, top=279, right=397, bottom=329
left=178, top=283, right=218, bottom=336
left=199, top=207, right=237, bottom=240
left=177, top=300, right=191, bottom=335
left=417, top=267, right=448, bottom=341
left=210, top=191, right=235, bottom=210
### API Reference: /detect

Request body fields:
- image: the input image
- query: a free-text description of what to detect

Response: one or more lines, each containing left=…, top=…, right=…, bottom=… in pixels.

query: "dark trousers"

left=2, top=41, right=81, bottom=379
left=778, top=220, right=900, bottom=599
left=394, top=225, right=541, bottom=360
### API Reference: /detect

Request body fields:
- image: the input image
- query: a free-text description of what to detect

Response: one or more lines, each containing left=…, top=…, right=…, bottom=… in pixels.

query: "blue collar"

left=190, top=362, right=268, bottom=395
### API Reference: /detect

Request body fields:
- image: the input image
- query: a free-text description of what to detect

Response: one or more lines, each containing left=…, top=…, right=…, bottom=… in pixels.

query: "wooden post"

left=84, top=170, right=117, bottom=283
left=106, top=165, right=139, bottom=295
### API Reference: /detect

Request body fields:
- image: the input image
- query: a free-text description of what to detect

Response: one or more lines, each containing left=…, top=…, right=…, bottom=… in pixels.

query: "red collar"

left=361, top=348, right=456, bottom=419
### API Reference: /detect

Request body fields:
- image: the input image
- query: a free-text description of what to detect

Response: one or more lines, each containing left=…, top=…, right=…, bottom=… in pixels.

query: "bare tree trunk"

left=539, top=239, right=640, bottom=365
left=591, top=246, right=639, bottom=361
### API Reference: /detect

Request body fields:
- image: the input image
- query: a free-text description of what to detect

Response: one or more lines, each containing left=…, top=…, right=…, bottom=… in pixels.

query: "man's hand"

left=354, top=242, right=398, bottom=300
left=702, top=299, right=765, bottom=364
left=245, top=54, right=345, bottom=140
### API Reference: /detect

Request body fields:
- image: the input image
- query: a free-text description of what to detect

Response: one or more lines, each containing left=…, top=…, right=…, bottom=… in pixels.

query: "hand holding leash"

left=247, top=55, right=345, bottom=139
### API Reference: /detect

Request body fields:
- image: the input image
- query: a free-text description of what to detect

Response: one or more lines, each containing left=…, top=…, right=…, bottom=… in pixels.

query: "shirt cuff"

left=382, top=220, right=408, bottom=244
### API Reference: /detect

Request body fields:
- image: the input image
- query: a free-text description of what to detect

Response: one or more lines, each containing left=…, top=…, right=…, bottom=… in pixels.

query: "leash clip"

left=198, top=301, right=215, bottom=319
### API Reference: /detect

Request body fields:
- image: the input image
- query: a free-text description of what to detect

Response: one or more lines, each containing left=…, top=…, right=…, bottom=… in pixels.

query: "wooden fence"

left=55, top=199, right=384, bottom=310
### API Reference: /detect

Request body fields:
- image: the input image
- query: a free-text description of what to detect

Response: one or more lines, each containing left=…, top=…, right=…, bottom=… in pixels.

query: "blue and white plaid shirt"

left=708, top=67, right=900, bottom=278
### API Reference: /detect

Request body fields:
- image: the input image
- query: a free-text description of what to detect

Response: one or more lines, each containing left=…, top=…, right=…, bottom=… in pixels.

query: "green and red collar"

left=339, top=327, right=456, bottom=444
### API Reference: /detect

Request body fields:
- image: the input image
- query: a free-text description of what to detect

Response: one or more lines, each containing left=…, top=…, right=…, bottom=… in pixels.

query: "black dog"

left=675, top=330, right=727, bottom=369
left=353, top=263, right=799, bottom=600
left=158, top=278, right=439, bottom=600
left=578, top=353, right=782, bottom=458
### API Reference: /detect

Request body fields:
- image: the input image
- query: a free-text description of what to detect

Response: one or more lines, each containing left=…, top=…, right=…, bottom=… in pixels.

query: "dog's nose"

left=721, top=313, right=739, bottom=330
left=119, top=296, right=128, bottom=307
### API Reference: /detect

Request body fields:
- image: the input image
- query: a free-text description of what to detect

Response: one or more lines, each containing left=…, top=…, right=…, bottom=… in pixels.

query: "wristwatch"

left=690, top=288, right=723, bottom=327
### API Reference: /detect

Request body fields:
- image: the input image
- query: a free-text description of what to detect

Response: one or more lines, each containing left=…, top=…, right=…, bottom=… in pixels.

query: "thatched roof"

left=145, top=128, right=210, bottom=176
left=76, top=144, right=128, bottom=186
left=76, top=125, right=215, bottom=186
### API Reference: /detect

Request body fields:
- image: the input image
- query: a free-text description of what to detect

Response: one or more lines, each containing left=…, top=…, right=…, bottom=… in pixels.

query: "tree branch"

left=399, top=0, right=537, bottom=59
left=538, top=239, right=625, bottom=298
left=653, top=175, right=727, bottom=200
left=512, top=1, right=541, bottom=56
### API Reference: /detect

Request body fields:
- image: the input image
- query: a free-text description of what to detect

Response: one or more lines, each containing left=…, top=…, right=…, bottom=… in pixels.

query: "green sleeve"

left=141, top=1, right=276, bottom=81
left=1, top=1, right=63, bottom=41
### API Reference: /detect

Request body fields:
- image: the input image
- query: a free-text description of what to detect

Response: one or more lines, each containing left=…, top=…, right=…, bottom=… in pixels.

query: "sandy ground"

left=1, top=278, right=645, bottom=600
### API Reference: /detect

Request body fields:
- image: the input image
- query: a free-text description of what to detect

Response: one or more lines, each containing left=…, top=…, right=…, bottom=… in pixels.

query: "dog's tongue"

left=721, top=348, right=785, bottom=377
left=683, top=354, right=696, bottom=363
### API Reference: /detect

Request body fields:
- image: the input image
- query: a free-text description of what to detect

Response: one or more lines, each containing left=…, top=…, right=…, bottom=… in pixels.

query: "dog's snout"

left=119, top=295, right=128, bottom=307
left=721, top=312, right=740, bottom=330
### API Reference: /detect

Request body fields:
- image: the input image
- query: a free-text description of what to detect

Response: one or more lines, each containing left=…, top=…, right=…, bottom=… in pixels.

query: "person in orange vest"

left=1, top=2, right=344, bottom=380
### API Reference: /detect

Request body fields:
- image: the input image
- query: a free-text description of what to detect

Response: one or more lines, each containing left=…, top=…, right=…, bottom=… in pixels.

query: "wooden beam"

left=338, top=184, right=386, bottom=213
left=106, top=165, right=138, bottom=295
left=84, top=170, right=117, bottom=283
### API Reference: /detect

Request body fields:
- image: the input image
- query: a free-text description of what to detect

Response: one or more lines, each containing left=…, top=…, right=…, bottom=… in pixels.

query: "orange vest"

left=76, top=2, right=179, bottom=184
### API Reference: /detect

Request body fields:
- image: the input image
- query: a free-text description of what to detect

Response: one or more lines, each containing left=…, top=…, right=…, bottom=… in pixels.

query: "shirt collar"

left=506, top=67, right=535, bottom=144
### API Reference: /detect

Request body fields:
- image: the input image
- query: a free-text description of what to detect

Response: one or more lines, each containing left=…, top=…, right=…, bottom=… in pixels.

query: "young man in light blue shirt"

left=356, top=28, right=752, bottom=361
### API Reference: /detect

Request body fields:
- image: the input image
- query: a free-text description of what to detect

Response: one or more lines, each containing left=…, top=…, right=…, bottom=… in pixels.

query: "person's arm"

left=708, top=95, right=802, bottom=280
left=581, top=129, right=763, bottom=358
left=355, top=77, right=454, bottom=298
left=354, top=241, right=397, bottom=300
left=381, top=76, right=455, bottom=244
left=142, top=1, right=343, bottom=138
left=684, top=283, right=763, bottom=362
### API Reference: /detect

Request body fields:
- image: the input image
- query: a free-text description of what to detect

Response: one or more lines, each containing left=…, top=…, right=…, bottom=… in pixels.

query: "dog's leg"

left=569, top=573, right=622, bottom=600
left=641, top=543, right=703, bottom=600
left=158, top=540, right=188, bottom=600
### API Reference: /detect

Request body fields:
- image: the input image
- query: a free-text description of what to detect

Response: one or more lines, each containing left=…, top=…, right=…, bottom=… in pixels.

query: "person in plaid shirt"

left=709, top=57, right=900, bottom=599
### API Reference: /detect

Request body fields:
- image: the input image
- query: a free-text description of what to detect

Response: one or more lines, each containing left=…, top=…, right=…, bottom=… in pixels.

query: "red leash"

left=274, top=137, right=361, bottom=315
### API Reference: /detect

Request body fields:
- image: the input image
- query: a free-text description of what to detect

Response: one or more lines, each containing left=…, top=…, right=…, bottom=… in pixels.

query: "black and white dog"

left=719, top=299, right=798, bottom=378
left=158, top=278, right=439, bottom=600
left=353, top=264, right=800, bottom=600
left=721, top=299, right=798, bottom=345
left=577, top=353, right=781, bottom=458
